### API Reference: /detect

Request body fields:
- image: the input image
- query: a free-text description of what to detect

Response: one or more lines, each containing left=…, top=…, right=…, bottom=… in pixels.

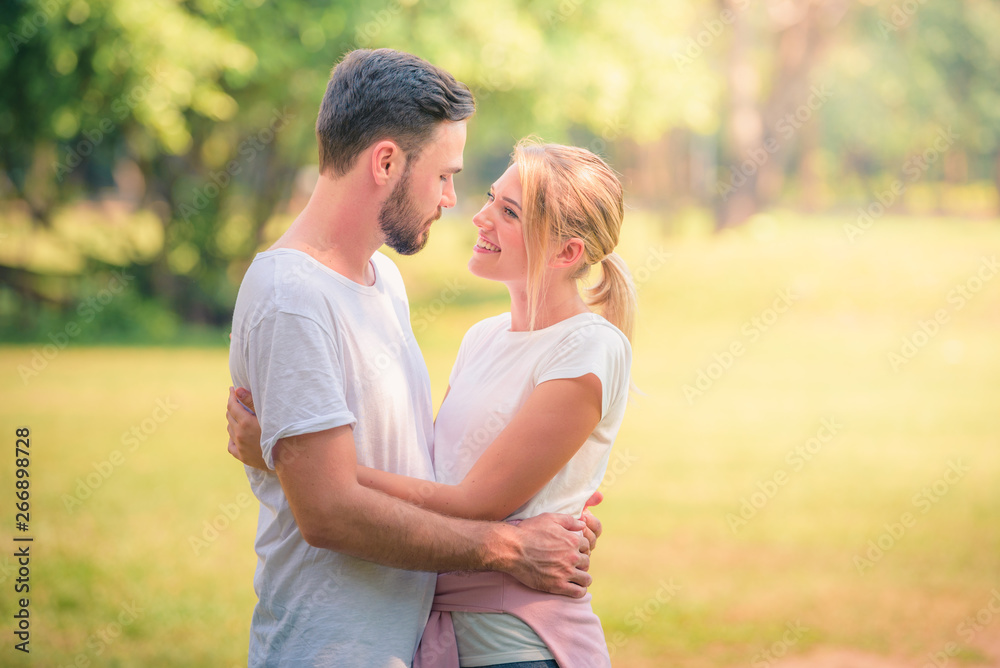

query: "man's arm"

left=226, top=386, right=604, bottom=554
left=272, top=424, right=592, bottom=597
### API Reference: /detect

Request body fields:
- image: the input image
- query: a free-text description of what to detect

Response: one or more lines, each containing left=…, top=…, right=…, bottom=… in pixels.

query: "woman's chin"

left=467, top=258, right=488, bottom=278
left=467, top=257, right=500, bottom=281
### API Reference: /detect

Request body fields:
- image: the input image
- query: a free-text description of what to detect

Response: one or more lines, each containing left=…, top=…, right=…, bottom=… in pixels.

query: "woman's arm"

left=226, top=387, right=268, bottom=471
left=227, top=378, right=601, bottom=521
left=359, top=374, right=602, bottom=521
left=227, top=381, right=457, bottom=470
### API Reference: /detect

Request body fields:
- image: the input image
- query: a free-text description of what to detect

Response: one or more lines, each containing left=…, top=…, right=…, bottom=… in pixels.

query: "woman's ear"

left=549, top=237, right=586, bottom=269
left=370, top=140, right=404, bottom=186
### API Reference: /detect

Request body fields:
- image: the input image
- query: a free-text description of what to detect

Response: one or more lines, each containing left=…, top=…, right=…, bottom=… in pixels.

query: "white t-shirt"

left=433, top=311, right=631, bottom=667
left=229, top=248, right=436, bottom=667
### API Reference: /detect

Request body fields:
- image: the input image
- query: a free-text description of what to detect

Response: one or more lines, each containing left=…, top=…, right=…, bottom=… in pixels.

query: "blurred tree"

left=0, top=0, right=998, bottom=339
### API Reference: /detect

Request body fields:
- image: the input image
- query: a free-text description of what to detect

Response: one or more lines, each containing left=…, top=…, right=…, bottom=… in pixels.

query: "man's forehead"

left=424, top=120, right=466, bottom=168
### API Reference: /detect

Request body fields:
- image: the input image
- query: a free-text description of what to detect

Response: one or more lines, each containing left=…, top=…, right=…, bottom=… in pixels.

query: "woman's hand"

left=226, top=387, right=268, bottom=471
left=581, top=490, right=603, bottom=553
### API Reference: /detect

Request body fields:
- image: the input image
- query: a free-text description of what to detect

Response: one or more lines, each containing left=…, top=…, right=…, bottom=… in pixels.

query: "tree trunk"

left=716, top=0, right=763, bottom=230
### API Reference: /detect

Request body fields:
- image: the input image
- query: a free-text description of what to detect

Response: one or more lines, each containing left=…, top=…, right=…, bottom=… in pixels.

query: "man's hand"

left=226, top=387, right=268, bottom=471
left=505, top=513, right=592, bottom=598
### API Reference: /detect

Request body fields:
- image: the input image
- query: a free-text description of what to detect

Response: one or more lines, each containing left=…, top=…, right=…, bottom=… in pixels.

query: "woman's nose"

left=473, top=208, right=492, bottom=230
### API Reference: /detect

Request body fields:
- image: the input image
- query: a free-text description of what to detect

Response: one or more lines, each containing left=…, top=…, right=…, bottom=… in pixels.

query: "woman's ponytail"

left=513, top=139, right=637, bottom=342
left=585, top=252, right=637, bottom=343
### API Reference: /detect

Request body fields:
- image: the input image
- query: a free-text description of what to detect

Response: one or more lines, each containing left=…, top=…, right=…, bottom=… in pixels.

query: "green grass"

left=1, top=212, right=999, bottom=666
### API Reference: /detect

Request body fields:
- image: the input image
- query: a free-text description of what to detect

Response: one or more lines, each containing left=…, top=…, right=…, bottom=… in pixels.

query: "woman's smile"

left=474, top=236, right=501, bottom=253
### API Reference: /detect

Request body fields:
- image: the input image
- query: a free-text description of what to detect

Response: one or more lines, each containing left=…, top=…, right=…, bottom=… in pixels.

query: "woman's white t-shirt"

left=432, top=311, right=632, bottom=666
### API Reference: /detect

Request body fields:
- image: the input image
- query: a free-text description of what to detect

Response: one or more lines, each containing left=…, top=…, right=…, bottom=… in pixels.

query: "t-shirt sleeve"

left=247, top=310, right=357, bottom=469
left=536, top=324, right=632, bottom=418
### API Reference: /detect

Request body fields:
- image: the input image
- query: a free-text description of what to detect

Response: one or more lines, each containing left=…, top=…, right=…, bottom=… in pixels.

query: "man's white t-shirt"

left=229, top=248, right=436, bottom=667
left=432, top=311, right=632, bottom=667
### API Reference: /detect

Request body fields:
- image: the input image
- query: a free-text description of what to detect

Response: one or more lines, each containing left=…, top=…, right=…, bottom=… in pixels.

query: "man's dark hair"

left=316, top=49, right=475, bottom=176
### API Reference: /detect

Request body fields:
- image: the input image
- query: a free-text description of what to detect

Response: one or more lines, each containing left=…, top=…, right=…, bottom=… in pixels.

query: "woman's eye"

left=486, top=191, right=495, bottom=202
left=504, top=207, right=517, bottom=218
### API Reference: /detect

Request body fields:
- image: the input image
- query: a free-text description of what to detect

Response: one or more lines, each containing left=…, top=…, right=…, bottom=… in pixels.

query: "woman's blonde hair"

left=514, top=137, right=637, bottom=342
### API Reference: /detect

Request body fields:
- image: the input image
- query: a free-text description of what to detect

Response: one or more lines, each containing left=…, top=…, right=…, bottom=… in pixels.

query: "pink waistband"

left=413, top=571, right=611, bottom=668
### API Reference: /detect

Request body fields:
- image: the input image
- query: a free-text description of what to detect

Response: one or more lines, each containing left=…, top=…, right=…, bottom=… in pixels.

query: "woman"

left=228, top=138, right=636, bottom=668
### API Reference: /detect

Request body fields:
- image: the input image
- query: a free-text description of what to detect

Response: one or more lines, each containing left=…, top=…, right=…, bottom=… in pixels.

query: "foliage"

left=1, top=0, right=998, bottom=338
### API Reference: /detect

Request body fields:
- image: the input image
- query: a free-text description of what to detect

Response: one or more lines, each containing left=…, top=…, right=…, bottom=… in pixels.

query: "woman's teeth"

left=477, top=239, right=500, bottom=252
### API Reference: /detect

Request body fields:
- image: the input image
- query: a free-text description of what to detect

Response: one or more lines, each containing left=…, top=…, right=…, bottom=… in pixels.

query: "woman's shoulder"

left=559, top=313, right=632, bottom=358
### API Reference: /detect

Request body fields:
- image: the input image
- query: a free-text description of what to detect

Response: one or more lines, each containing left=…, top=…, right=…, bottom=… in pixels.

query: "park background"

left=2, top=0, right=999, bottom=665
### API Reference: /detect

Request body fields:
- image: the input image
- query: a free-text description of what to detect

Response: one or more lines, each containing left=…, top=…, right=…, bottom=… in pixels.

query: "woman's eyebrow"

left=501, top=196, right=522, bottom=211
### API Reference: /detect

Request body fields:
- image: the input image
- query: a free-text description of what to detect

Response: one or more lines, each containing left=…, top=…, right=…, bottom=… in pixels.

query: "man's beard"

left=378, top=169, right=439, bottom=256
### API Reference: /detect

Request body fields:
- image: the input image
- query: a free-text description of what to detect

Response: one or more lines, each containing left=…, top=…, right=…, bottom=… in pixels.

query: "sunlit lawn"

left=1, top=212, right=998, bottom=666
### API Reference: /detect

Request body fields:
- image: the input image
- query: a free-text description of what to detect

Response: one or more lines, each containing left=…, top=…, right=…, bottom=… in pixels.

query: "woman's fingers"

left=235, top=387, right=256, bottom=414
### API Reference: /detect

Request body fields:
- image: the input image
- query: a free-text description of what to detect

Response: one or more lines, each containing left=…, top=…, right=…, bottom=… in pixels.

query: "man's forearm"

left=302, top=481, right=520, bottom=574
left=274, top=426, right=590, bottom=596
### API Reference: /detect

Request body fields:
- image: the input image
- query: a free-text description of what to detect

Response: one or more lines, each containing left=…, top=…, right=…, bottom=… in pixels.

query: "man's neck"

left=272, top=171, right=383, bottom=285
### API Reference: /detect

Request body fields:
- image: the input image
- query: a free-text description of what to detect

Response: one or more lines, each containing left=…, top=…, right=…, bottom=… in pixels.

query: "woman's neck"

left=507, top=277, right=590, bottom=332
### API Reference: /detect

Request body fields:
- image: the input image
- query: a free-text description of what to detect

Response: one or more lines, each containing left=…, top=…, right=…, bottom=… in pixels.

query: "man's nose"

left=440, top=177, right=457, bottom=209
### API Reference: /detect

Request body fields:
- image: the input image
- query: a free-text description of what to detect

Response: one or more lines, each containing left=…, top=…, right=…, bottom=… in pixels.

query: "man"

left=227, top=49, right=598, bottom=666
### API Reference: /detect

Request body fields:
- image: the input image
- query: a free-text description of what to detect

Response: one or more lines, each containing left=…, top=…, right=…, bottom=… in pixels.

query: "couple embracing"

left=225, top=48, right=636, bottom=668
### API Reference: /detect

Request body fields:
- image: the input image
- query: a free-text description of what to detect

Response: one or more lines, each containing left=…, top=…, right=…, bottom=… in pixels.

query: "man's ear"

left=370, top=140, right=405, bottom=186
left=550, top=237, right=586, bottom=269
